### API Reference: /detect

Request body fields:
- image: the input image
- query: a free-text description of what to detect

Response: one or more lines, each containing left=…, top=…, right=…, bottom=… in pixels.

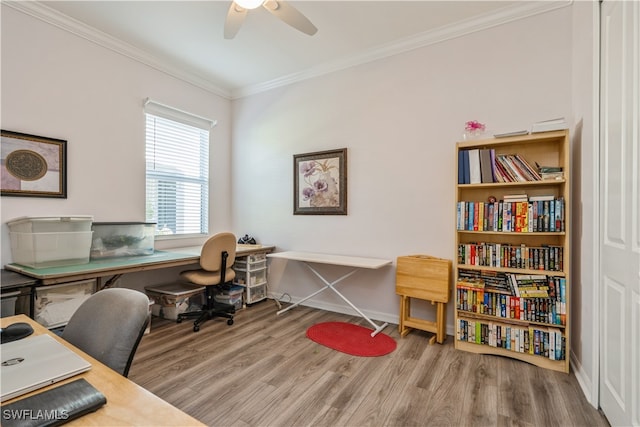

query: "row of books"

left=457, top=269, right=566, bottom=299
left=509, top=273, right=560, bottom=298
left=538, top=164, right=564, bottom=181
left=458, top=268, right=512, bottom=294
left=456, top=285, right=567, bottom=325
left=457, top=319, right=566, bottom=360
left=456, top=196, right=565, bottom=233
left=457, top=242, right=563, bottom=272
left=458, top=149, right=543, bottom=184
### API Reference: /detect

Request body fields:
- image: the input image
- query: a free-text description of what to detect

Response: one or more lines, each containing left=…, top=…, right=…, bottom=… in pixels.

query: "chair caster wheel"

left=176, top=317, right=183, bottom=323
left=193, top=325, right=200, bottom=332
left=227, top=319, right=234, bottom=326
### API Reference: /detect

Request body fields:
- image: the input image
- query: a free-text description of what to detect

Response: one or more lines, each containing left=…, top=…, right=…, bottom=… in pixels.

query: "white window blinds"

left=144, top=99, right=213, bottom=236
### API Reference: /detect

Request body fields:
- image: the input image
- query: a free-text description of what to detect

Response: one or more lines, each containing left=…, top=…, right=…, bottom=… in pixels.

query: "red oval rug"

left=306, top=322, right=397, bottom=357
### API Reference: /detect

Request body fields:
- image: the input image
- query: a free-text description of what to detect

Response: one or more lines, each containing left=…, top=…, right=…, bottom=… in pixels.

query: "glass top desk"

left=5, top=245, right=275, bottom=286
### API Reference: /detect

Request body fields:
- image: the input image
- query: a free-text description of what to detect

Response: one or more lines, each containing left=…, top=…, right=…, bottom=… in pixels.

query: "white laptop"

left=1, top=334, right=92, bottom=402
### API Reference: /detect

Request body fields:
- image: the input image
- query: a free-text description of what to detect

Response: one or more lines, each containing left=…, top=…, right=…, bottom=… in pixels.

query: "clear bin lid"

left=145, top=283, right=205, bottom=295
left=92, top=222, right=156, bottom=225
left=7, top=216, right=93, bottom=225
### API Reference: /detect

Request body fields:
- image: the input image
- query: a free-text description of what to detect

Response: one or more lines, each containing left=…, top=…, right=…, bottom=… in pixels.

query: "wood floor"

left=128, top=300, right=609, bottom=427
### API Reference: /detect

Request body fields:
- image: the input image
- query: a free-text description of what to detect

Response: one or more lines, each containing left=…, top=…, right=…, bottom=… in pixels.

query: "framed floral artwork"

left=1, top=130, right=67, bottom=198
left=294, top=148, right=347, bottom=215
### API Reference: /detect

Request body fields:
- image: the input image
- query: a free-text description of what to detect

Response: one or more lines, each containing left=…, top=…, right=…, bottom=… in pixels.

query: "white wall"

left=0, top=6, right=233, bottom=271
left=231, top=8, right=573, bottom=325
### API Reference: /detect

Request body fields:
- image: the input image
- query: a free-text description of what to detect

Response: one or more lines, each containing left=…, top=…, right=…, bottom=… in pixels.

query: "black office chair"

left=177, top=232, right=237, bottom=332
left=62, top=288, right=150, bottom=377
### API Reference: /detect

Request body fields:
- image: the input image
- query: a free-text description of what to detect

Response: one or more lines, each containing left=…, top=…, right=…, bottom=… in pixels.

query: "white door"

left=599, top=1, right=640, bottom=426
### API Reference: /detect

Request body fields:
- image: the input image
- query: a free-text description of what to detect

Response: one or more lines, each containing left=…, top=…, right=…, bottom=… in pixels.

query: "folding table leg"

left=277, top=262, right=388, bottom=337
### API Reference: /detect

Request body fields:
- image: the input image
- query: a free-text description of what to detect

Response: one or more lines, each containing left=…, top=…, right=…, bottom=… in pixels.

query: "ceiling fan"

left=224, top=0, right=318, bottom=39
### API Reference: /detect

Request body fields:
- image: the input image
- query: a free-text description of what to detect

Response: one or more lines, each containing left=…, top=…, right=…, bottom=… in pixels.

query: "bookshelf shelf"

left=458, top=179, right=566, bottom=189
left=455, top=130, right=570, bottom=373
left=457, top=264, right=567, bottom=277
left=457, top=230, right=565, bottom=236
left=455, top=340, right=566, bottom=372
left=455, top=310, right=567, bottom=329
left=457, top=130, right=569, bottom=148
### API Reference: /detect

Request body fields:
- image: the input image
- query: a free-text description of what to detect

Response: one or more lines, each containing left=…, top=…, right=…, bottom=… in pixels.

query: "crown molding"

left=231, top=0, right=573, bottom=99
left=5, top=0, right=571, bottom=101
left=4, top=1, right=232, bottom=99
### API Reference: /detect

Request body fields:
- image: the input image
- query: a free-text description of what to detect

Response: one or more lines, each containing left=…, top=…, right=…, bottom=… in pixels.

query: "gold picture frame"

left=1, top=130, right=67, bottom=198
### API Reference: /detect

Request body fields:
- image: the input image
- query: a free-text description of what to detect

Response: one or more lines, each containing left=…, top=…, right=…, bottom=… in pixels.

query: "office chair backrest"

left=200, top=232, right=237, bottom=272
left=62, top=288, right=149, bottom=377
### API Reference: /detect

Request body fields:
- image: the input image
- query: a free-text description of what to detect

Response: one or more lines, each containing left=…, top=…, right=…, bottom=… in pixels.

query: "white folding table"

left=267, top=251, right=392, bottom=337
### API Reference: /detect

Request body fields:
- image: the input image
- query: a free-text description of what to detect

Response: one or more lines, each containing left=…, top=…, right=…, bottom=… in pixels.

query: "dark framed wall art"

left=1, top=130, right=67, bottom=198
left=294, top=148, right=347, bottom=215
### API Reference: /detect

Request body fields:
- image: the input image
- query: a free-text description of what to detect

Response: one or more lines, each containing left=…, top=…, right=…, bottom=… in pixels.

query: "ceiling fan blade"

left=262, top=0, right=317, bottom=36
left=224, top=2, right=248, bottom=39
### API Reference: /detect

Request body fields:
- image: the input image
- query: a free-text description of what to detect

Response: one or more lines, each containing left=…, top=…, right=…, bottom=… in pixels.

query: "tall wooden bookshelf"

left=454, top=130, right=570, bottom=373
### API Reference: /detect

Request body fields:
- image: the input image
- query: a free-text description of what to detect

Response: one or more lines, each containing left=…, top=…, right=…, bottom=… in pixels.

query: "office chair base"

left=176, top=301, right=235, bottom=332
left=192, top=317, right=234, bottom=332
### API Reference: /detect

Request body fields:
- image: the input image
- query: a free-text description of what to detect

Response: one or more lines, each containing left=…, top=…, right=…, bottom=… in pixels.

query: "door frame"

left=591, top=0, right=601, bottom=409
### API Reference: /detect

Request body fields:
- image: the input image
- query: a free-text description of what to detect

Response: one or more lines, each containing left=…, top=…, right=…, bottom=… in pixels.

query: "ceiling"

left=16, top=1, right=565, bottom=98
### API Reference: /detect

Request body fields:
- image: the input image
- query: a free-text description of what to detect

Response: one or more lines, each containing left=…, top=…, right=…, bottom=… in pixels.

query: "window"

left=144, top=100, right=214, bottom=237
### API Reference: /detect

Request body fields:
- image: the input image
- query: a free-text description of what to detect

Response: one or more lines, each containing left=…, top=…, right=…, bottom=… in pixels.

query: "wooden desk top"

left=267, top=251, right=391, bottom=269
left=1, top=315, right=204, bottom=426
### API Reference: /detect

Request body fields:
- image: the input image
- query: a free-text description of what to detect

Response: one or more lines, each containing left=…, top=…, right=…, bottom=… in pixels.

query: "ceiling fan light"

left=234, top=0, right=264, bottom=10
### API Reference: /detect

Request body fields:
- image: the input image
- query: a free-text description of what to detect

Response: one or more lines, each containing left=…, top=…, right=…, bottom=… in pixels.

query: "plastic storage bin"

left=1, top=290, right=32, bottom=318
left=7, top=216, right=94, bottom=268
left=145, top=282, right=204, bottom=321
left=33, top=279, right=96, bottom=329
left=91, top=222, right=155, bottom=259
left=144, top=298, right=153, bottom=335
left=9, top=231, right=93, bottom=268
left=245, top=283, right=267, bottom=304
left=233, top=267, right=267, bottom=286
left=233, top=259, right=267, bottom=271
left=1, top=270, right=37, bottom=318
left=1, top=294, right=18, bottom=317
left=214, top=285, right=244, bottom=310
left=246, top=253, right=266, bottom=263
